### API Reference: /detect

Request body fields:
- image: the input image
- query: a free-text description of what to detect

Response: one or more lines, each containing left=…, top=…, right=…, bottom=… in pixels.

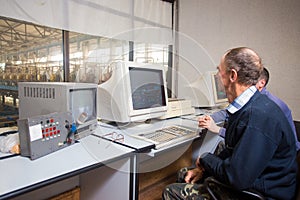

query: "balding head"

left=223, top=47, right=263, bottom=86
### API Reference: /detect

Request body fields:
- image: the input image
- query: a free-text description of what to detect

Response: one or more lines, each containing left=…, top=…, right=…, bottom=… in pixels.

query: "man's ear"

left=260, top=79, right=266, bottom=87
left=230, top=69, right=238, bottom=82
left=256, top=79, right=266, bottom=90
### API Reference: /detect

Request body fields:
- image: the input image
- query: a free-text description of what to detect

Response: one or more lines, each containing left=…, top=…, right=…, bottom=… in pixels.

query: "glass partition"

left=0, top=17, right=64, bottom=126
left=0, top=16, right=170, bottom=127
left=68, top=33, right=129, bottom=84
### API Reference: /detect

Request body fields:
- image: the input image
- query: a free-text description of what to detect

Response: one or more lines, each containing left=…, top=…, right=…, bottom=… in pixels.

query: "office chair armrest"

left=204, top=176, right=265, bottom=200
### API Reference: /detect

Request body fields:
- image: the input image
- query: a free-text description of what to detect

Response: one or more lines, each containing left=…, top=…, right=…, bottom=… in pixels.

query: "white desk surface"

left=0, top=115, right=222, bottom=199
left=95, top=116, right=219, bottom=156
left=0, top=135, right=133, bottom=199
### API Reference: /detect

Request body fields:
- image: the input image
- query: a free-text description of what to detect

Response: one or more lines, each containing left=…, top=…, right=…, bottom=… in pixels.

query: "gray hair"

left=224, top=47, right=263, bottom=86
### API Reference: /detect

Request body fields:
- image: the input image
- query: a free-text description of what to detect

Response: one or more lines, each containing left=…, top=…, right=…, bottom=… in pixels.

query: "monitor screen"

left=70, top=88, right=97, bottom=125
left=129, top=67, right=167, bottom=110
left=212, top=72, right=227, bottom=103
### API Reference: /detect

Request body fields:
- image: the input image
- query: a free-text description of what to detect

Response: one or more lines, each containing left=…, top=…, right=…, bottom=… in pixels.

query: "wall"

left=177, top=0, right=300, bottom=120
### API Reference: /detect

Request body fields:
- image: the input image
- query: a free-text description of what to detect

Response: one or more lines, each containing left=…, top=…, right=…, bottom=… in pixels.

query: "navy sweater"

left=201, top=91, right=297, bottom=200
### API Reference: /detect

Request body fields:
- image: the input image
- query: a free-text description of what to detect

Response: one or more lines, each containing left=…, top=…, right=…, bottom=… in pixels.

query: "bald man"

left=162, top=47, right=297, bottom=200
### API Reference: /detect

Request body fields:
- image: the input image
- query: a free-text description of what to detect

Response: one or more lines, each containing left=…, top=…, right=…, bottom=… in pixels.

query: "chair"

left=204, top=177, right=265, bottom=200
left=294, top=121, right=300, bottom=142
left=294, top=121, right=300, bottom=200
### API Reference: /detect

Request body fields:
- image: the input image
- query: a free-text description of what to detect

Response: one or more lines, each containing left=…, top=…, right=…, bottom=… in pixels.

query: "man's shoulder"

left=247, top=92, right=282, bottom=115
left=262, top=89, right=291, bottom=113
left=239, top=93, right=287, bottom=128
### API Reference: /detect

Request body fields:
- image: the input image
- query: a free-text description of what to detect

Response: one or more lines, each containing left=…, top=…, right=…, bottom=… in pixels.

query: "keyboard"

left=132, top=125, right=199, bottom=149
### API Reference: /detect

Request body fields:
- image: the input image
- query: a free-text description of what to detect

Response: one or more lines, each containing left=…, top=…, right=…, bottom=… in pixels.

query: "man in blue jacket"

left=199, top=67, right=300, bottom=152
left=162, top=47, right=297, bottom=200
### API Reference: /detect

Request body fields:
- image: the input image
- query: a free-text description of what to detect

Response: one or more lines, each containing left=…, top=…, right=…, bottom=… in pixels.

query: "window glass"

left=0, top=16, right=170, bottom=127
left=0, top=17, right=64, bottom=125
left=134, top=43, right=168, bottom=65
left=69, top=33, right=129, bottom=84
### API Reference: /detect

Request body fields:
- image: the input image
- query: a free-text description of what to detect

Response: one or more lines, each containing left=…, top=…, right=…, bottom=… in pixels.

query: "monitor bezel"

left=123, top=62, right=168, bottom=118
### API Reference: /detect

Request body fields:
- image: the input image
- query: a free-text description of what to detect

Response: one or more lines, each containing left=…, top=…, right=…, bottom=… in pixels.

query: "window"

left=0, top=16, right=171, bottom=127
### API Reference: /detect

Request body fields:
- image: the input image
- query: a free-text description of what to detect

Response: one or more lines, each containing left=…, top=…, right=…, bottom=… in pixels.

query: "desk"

left=0, top=135, right=134, bottom=200
left=0, top=116, right=221, bottom=200
left=96, top=117, right=221, bottom=164
left=95, top=116, right=221, bottom=200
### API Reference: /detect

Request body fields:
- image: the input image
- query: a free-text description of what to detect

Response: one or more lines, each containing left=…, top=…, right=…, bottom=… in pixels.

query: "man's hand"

left=184, top=167, right=204, bottom=184
left=198, top=115, right=220, bottom=134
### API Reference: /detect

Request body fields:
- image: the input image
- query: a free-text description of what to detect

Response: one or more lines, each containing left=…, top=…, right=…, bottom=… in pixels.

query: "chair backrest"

left=294, top=121, right=300, bottom=142
left=294, top=121, right=300, bottom=199
left=204, top=176, right=265, bottom=200
left=296, top=152, right=300, bottom=200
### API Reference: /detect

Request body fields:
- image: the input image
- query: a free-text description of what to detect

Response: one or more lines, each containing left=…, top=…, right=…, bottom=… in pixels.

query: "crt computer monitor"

left=18, top=82, right=98, bottom=139
left=211, top=71, right=227, bottom=105
left=98, top=61, right=168, bottom=123
left=177, top=70, right=228, bottom=108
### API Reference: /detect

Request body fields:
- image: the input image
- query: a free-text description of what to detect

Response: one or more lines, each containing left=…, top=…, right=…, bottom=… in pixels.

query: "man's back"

left=210, top=87, right=300, bottom=151
left=224, top=91, right=297, bottom=199
left=261, top=88, right=300, bottom=150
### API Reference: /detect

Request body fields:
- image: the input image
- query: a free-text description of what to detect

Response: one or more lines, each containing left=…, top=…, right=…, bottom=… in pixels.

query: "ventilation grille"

left=23, top=86, right=55, bottom=99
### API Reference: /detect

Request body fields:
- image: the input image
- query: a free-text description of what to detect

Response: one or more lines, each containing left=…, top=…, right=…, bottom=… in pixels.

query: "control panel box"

left=18, top=82, right=98, bottom=140
left=18, top=112, right=75, bottom=160
left=159, top=98, right=195, bottom=119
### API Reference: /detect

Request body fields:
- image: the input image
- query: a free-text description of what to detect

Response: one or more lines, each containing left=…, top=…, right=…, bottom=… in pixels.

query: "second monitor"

left=177, top=70, right=228, bottom=108
left=98, top=61, right=168, bottom=123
